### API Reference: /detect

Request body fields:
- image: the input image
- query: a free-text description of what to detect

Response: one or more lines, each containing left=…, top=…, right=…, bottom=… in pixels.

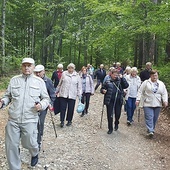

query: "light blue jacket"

left=80, top=74, right=94, bottom=94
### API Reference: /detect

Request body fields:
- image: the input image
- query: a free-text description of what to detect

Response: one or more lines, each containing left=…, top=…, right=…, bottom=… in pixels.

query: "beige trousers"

left=5, top=121, right=39, bottom=170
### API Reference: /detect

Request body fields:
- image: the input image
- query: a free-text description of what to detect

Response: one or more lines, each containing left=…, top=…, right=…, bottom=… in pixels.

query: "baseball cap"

left=34, top=65, right=45, bottom=72
left=22, top=58, right=35, bottom=64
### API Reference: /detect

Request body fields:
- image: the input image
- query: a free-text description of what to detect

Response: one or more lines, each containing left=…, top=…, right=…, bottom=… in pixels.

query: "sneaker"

left=148, top=132, right=154, bottom=138
left=31, top=154, right=38, bottom=166
left=127, top=121, right=132, bottom=126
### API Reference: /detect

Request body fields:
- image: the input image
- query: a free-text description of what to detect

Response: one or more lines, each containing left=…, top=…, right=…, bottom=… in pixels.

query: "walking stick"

left=49, top=110, right=57, bottom=138
left=137, top=107, right=140, bottom=122
left=135, top=105, right=140, bottom=123
left=100, top=102, right=105, bottom=129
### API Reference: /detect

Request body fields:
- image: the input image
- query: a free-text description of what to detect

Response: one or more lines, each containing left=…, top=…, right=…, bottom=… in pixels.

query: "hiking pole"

left=49, top=110, right=57, bottom=138
left=35, top=102, right=48, bottom=169
left=137, top=107, right=140, bottom=122
left=100, top=102, right=104, bottom=129
left=40, top=130, right=48, bottom=170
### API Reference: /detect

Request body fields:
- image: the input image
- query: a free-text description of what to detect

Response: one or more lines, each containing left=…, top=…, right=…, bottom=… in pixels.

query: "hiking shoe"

left=107, top=130, right=113, bottom=134
left=60, top=122, right=64, bottom=128
left=31, top=154, right=38, bottom=166
left=66, top=121, right=72, bottom=126
left=80, top=113, right=84, bottom=117
left=114, top=125, right=118, bottom=131
left=85, top=110, right=88, bottom=114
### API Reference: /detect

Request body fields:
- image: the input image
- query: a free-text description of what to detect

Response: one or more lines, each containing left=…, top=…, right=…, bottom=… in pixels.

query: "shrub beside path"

left=0, top=90, right=170, bottom=170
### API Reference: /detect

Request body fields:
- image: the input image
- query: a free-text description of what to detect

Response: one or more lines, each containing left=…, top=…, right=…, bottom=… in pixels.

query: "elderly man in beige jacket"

left=0, top=58, right=50, bottom=169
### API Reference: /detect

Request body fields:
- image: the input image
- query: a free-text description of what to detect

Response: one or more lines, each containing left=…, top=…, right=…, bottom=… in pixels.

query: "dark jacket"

left=95, top=69, right=106, bottom=82
left=43, top=76, right=56, bottom=105
left=101, top=77, right=129, bottom=105
left=140, top=69, right=151, bottom=82
left=51, top=71, right=60, bottom=88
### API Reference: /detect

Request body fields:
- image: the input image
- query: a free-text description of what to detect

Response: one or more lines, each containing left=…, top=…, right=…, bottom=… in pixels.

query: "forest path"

left=0, top=90, right=170, bottom=170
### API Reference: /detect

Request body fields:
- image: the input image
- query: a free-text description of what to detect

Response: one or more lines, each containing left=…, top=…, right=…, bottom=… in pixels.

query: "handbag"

left=54, top=96, right=60, bottom=115
left=76, top=97, right=85, bottom=113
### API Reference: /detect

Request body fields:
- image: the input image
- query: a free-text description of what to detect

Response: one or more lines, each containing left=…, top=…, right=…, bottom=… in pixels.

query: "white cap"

left=34, top=65, right=45, bottom=72
left=22, top=58, right=35, bottom=64
left=57, top=64, right=63, bottom=68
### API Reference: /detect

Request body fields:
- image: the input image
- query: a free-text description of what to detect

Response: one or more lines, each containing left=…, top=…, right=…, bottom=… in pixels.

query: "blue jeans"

left=143, top=107, right=161, bottom=133
left=127, top=97, right=136, bottom=122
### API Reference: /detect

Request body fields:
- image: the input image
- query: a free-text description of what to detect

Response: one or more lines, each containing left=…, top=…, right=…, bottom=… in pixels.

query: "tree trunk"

left=78, top=40, right=81, bottom=69
left=134, top=40, right=138, bottom=67
left=83, top=36, right=88, bottom=66
left=73, top=34, right=77, bottom=64
left=90, top=45, right=93, bottom=65
left=69, top=40, right=72, bottom=63
left=165, top=42, right=170, bottom=60
left=1, top=0, right=6, bottom=74
left=31, top=17, right=35, bottom=59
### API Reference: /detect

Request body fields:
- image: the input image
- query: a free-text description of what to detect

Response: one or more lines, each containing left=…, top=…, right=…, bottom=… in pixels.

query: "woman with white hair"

left=56, top=63, right=82, bottom=127
left=125, top=67, right=141, bottom=125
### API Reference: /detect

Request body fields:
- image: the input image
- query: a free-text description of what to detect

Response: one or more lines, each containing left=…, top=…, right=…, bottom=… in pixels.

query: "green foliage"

left=0, top=56, right=22, bottom=75
left=1, top=0, right=170, bottom=73
left=156, top=64, right=170, bottom=92
left=0, top=76, right=11, bottom=90
left=46, top=53, right=65, bottom=69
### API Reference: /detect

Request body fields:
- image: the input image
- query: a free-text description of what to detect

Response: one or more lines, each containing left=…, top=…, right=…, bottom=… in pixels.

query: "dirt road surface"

left=0, top=90, right=170, bottom=170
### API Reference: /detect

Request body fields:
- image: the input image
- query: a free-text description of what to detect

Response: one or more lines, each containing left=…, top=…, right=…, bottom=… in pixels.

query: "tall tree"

left=1, top=0, right=6, bottom=74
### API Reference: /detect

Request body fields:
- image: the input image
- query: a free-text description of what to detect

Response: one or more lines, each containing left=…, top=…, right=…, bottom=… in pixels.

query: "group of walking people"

left=101, top=62, right=168, bottom=136
left=0, top=58, right=168, bottom=170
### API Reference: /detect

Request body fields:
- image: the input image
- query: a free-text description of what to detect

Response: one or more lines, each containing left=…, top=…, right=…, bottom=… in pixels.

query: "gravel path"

left=0, top=90, right=170, bottom=170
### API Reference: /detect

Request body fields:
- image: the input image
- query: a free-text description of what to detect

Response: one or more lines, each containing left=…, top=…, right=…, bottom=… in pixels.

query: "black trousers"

left=60, top=97, right=76, bottom=122
left=81, top=92, right=91, bottom=114
left=106, top=98, right=122, bottom=131
left=37, top=109, right=47, bottom=144
left=95, top=79, right=102, bottom=90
